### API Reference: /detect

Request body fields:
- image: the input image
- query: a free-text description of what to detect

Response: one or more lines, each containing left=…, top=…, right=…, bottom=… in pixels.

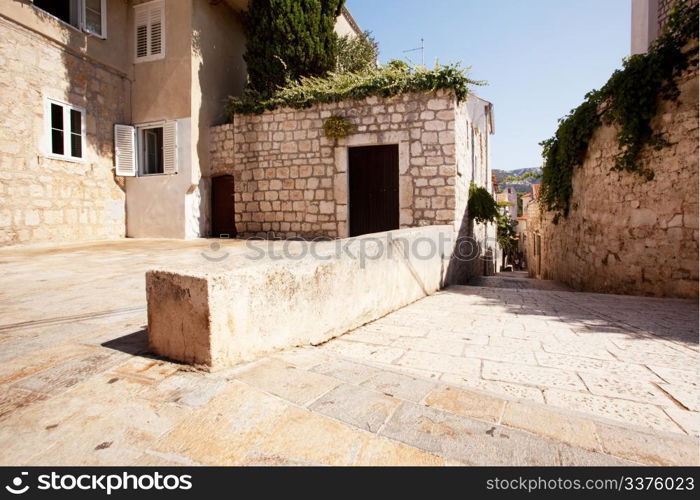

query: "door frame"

left=334, top=131, right=410, bottom=238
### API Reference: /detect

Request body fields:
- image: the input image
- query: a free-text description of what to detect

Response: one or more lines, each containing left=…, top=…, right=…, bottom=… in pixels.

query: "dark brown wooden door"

left=211, top=175, right=237, bottom=238
left=349, top=145, right=399, bottom=237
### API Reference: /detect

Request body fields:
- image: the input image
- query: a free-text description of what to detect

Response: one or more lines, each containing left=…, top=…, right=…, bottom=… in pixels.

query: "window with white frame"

left=134, top=1, right=165, bottom=62
left=45, top=99, right=85, bottom=161
left=114, top=122, right=177, bottom=177
left=32, top=0, right=107, bottom=38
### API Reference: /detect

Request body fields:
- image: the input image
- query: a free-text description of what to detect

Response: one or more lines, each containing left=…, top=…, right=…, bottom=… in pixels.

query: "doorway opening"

left=348, top=145, right=399, bottom=237
left=211, top=175, right=237, bottom=238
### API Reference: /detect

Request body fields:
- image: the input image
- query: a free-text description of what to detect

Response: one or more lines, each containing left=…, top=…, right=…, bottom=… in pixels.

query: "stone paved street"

left=0, top=241, right=698, bottom=465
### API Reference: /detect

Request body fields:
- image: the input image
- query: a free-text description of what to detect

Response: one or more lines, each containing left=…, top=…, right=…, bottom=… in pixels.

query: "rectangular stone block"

left=147, top=227, right=454, bottom=369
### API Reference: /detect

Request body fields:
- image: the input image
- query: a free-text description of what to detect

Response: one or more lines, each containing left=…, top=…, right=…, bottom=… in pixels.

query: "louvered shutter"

left=162, top=121, right=178, bottom=175
left=134, top=5, right=149, bottom=59
left=114, top=124, right=137, bottom=177
left=134, top=1, right=164, bottom=61
left=149, top=5, right=163, bottom=57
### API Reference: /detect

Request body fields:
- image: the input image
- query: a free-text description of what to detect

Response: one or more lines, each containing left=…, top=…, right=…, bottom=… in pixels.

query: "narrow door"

left=211, top=175, right=237, bottom=238
left=348, top=145, right=399, bottom=237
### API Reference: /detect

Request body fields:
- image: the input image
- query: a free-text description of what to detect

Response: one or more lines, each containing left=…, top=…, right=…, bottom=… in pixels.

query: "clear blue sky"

left=346, top=0, right=631, bottom=172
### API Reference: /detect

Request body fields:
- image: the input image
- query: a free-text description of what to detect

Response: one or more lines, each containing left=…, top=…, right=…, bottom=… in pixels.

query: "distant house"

left=496, top=187, right=518, bottom=223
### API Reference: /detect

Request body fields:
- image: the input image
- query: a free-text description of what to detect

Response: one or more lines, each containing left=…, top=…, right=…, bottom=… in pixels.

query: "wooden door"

left=348, top=145, right=399, bottom=237
left=211, top=175, right=237, bottom=238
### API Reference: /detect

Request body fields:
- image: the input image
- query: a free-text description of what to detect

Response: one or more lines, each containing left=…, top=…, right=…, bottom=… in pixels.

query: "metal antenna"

left=403, top=38, right=424, bottom=66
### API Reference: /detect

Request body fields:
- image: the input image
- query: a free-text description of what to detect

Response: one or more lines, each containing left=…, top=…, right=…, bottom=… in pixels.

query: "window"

left=114, top=122, right=177, bottom=177
left=45, top=99, right=84, bottom=161
left=32, top=0, right=106, bottom=38
left=83, top=0, right=107, bottom=37
left=141, top=126, right=164, bottom=174
left=134, top=1, right=165, bottom=62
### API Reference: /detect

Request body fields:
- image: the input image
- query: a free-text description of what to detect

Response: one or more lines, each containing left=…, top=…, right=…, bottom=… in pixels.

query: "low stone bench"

left=146, top=226, right=454, bottom=370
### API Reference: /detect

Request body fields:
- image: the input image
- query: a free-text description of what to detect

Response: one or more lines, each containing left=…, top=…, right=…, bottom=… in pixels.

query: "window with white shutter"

left=114, top=124, right=137, bottom=177
left=134, top=1, right=165, bottom=62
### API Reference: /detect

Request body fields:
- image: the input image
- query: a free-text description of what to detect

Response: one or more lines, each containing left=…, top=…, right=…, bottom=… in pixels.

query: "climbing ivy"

left=540, top=2, right=698, bottom=220
left=467, top=183, right=499, bottom=225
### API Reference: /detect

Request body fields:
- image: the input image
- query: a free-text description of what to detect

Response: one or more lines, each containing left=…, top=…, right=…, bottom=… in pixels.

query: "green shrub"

left=227, top=60, right=482, bottom=116
left=336, top=31, right=379, bottom=74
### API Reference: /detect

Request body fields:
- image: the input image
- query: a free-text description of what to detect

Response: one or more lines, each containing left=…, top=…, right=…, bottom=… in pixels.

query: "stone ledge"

left=147, top=226, right=454, bottom=370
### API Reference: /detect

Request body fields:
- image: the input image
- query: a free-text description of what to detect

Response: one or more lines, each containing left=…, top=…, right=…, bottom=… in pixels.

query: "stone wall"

left=658, top=0, right=698, bottom=32
left=0, top=17, right=129, bottom=246
left=527, top=68, right=698, bottom=298
left=210, top=91, right=461, bottom=239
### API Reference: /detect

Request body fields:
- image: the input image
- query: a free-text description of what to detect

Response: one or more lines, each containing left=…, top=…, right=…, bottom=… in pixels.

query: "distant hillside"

left=493, top=168, right=542, bottom=193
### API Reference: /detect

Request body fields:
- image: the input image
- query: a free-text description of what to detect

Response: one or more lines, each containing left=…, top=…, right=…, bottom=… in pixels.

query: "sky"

left=346, top=0, right=631, bottom=172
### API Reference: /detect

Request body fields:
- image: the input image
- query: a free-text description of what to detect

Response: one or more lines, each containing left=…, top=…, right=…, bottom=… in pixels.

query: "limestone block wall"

left=0, top=17, right=129, bottom=246
left=527, top=68, right=698, bottom=298
left=210, top=91, right=461, bottom=239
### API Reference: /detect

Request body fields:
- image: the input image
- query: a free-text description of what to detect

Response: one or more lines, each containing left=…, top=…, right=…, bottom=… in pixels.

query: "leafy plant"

left=227, top=60, right=483, bottom=116
left=336, top=30, right=379, bottom=74
left=539, top=1, right=698, bottom=219
left=497, top=213, right=519, bottom=267
left=467, top=183, right=499, bottom=225
left=243, top=0, right=345, bottom=95
left=323, top=115, right=354, bottom=140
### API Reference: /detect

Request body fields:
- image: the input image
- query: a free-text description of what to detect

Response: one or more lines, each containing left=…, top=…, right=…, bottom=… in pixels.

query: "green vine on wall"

left=540, top=2, right=699, bottom=221
left=322, top=115, right=355, bottom=140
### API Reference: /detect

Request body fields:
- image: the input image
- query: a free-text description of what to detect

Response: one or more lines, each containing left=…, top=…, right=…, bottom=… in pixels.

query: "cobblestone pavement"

left=0, top=242, right=698, bottom=466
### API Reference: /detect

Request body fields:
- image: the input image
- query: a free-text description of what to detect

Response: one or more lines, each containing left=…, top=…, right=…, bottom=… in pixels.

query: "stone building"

left=210, top=92, right=495, bottom=244
left=526, top=66, right=698, bottom=298
left=496, top=187, right=518, bottom=223
left=0, top=0, right=359, bottom=245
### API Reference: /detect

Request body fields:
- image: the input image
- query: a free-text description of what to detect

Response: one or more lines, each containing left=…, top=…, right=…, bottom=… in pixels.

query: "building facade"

left=0, top=0, right=359, bottom=246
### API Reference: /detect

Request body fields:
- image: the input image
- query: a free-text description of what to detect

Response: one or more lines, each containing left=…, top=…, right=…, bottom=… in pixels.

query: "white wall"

left=631, top=0, right=659, bottom=55
left=126, top=118, right=199, bottom=239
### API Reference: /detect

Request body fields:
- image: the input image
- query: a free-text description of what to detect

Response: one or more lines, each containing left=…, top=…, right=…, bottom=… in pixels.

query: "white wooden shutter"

left=114, top=124, right=137, bottom=177
left=134, top=4, right=149, bottom=60
left=162, top=121, right=178, bottom=175
left=134, top=1, right=164, bottom=61
left=149, top=4, right=164, bottom=57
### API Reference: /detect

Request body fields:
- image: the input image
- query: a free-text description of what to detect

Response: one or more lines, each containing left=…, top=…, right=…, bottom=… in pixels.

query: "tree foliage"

left=243, top=0, right=345, bottom=95
left=336, top=30, right=379, bottom=74
left=467, top=183, right=499, bottom=225
left=539, top=1, right=698, bottom=220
